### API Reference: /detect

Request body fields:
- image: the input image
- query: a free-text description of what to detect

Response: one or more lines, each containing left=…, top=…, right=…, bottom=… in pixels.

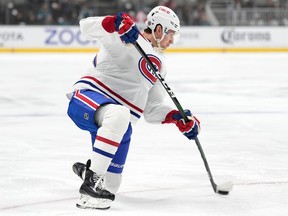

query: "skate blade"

left=76, top=194, right=112, bottom=210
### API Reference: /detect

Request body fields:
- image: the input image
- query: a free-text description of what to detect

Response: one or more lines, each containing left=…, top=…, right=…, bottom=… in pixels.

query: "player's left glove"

left=162, top=109, right=201, bottom=140
left=115, top=12, right=139, bottom=44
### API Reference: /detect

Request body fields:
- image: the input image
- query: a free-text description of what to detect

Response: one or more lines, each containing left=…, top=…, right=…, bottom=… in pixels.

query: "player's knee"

left=102, top=105, right=130, bottom=133
left=107, top=105, right=130, bottom=127
left=111, top=105, right=130, bottom=124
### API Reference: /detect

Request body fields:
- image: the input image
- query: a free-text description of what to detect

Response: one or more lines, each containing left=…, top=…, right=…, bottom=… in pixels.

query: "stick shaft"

left=133, top=42, right=188, bottom=121
left=133, top=41, right=218, bottom=193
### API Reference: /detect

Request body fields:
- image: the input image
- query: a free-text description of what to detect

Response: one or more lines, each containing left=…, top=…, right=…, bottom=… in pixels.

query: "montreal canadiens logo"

left=138, top=54, right=162, bottom=85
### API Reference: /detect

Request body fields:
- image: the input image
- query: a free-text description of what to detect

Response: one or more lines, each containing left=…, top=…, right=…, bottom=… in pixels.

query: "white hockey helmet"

left=145, top=6, right=180, bottom=43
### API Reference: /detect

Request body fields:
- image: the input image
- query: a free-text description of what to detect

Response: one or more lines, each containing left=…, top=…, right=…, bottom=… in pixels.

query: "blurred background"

left=1, top=1, right=288, bottom=215
left=1, top=1, right=288, bottom=52
left=1, top=0, right=288, bottom=27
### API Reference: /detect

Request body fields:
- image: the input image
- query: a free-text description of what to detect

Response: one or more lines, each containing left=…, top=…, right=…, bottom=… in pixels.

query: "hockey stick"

left=133, top=41, right=232, bottom=195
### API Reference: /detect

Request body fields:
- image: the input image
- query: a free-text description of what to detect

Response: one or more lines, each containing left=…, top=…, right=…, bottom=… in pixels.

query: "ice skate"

left=72, top=162, right=86, bottom=180
left=76, top=160, right=115, bottom=210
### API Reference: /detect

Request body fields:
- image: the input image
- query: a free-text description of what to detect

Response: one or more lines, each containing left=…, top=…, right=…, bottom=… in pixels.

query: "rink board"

left=1, top=26, right=288, bottom=52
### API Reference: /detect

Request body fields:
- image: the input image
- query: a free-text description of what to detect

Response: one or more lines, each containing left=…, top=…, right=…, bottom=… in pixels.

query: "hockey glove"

left=162, top=110, right=201, bottom=140
left=115, top=12, right=139, bottom=44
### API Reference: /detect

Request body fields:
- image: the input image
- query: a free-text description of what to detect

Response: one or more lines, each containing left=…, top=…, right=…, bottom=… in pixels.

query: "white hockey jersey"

left=67, top=16, right=174, bottom=125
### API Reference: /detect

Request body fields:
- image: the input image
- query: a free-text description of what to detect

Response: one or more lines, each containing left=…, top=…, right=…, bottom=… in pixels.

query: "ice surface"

left=0, top=52, right=288, bottom=216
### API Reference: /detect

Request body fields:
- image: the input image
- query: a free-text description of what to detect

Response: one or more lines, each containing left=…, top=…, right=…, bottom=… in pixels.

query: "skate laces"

left=85, top=159, right=106, bottom=191
left=92, top=173, right=105, bottom=190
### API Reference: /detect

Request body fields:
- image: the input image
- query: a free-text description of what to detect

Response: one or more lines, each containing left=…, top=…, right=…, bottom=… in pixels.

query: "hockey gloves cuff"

left=115, top=12, right=139, bottom=44
left=162, top=110, right=201, bottom=140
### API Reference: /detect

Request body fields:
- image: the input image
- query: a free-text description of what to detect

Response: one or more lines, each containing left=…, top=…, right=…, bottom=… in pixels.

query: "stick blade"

left=216, top=181, right=233, bottom=195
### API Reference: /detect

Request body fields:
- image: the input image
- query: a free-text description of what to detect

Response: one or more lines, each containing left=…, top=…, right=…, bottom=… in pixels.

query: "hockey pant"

left=67, top=89, right=132, bottom=193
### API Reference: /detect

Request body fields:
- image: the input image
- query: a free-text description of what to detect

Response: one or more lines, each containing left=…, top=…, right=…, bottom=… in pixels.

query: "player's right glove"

left=114, top=12, right=139, bottom=44
left=162, top=109, right=201, bottom=140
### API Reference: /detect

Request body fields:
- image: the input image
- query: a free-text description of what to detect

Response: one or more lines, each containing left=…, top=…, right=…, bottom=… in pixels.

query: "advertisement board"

left=171, top=27, right=288, bottom=52
left=0, top=26, right=99, bottom=52
left=1, top=26, right=288, bottom=52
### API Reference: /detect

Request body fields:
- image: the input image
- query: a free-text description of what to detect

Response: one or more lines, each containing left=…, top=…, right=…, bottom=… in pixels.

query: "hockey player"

left=67, top=6, right=200, bottom=210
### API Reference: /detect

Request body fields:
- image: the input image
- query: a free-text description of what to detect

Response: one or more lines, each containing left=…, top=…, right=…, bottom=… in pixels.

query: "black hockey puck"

left=217, top=190, right=229, bottom=195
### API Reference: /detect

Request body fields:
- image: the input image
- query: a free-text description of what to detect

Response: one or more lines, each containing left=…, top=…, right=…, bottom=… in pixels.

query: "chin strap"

left=152, top=30, right=165, bottom=52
